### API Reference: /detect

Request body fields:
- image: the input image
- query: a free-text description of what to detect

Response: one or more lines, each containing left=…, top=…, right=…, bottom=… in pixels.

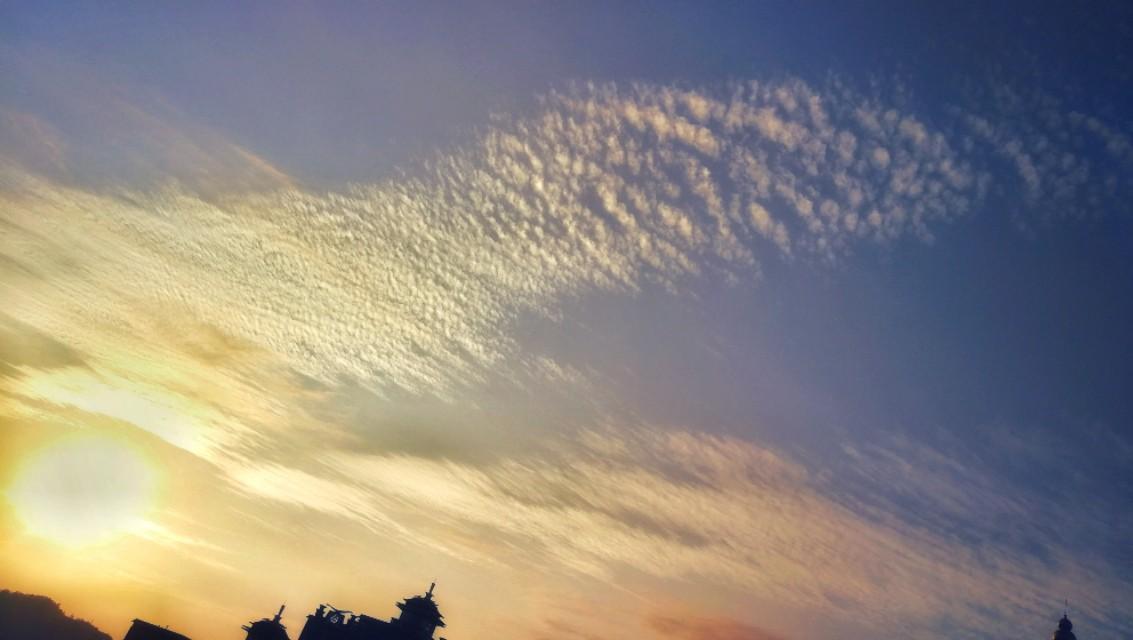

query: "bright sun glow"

left=6, top=435, right=158, bottom=546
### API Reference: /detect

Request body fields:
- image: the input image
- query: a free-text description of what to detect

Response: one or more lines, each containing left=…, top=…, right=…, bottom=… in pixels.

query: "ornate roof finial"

left=1052, top=608, right=1076, bottom=640
left=427, top=582, right=436, bottom=598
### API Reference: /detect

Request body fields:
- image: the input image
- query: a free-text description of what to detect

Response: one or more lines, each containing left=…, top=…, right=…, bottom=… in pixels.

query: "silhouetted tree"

left=0, top=589, right=111, bottom=640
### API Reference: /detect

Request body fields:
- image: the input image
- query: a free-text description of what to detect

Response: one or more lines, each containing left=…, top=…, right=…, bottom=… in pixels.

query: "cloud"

left=648, top=614, right=788, bottom=640
left=0, top=314, right=87, bottom=378
left=7, top=74, right=1125, bottom=408
left=217, top=424, right=1132, bottom=638
left=226, top=462, right=406, bottom=536
left=1, top=77, right=1001, bottom=399
left=957, top=82, right=1133, bottom=220
left=0, top=50, right=292, bottom=194
left=3, top=72, right=1132, bottom=639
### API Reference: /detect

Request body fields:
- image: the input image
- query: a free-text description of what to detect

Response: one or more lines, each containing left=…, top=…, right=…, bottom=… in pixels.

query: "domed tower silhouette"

left=392, top=583, right=445, bottom=640
left=1051, top=613, right=1077, bottom=640
left=244, top=605, right=290, bottom=640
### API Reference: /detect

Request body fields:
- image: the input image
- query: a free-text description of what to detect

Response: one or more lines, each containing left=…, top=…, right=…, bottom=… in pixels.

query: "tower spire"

left=1052, top=607, right=1077, bottom=640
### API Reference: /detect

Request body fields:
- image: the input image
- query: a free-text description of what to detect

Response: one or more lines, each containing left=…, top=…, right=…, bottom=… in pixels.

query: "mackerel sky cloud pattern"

left=7, top=78, right=1127, bottom=398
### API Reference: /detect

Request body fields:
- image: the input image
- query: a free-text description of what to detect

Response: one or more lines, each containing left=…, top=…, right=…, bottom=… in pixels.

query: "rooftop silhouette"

left=122, top=619, right=192, bottom=640
left=294, top=582, right=446, bottom=640
left=0, top=586, right=1093, bottom=639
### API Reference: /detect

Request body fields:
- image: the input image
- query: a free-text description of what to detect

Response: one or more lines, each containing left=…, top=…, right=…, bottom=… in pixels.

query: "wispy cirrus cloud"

left=648, top=613, right=788, bottom=640
left=223, top=424, right=1132, bottom=638
left=0, top=49, right=293, bottom=193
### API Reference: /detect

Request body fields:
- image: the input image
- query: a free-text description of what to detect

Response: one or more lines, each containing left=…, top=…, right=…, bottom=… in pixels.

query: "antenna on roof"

left=427, top=582, right=436, bottom=598
left=275, top=604, right=286, bottom=622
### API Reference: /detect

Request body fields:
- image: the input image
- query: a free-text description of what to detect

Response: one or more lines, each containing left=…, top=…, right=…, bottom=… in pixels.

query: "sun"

left=6, top=434, right=158, bottom=546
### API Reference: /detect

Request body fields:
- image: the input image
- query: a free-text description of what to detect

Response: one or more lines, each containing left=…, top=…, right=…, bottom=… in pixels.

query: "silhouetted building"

left=297, top=584, right=446, bottom=640
left=1052, top=613, right=1077, bottom=640
left=244, top=605, right=291, bottom=640
left=122, top=619, right=191, bottom=640
left=110, top=582, right=448, bottom=640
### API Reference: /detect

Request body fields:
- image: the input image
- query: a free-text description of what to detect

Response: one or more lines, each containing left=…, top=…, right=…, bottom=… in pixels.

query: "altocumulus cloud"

left=3, top=76, right=1132, bottom=639
left=9, top=77, right=1126, bottom=399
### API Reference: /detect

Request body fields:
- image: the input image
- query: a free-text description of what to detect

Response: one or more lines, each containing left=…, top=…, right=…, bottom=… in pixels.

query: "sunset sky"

left=1, top=3, right=1132, bottom=639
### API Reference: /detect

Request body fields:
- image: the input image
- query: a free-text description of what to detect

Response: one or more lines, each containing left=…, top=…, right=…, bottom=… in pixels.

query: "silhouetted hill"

left=0, top=589, right=112, bottom=640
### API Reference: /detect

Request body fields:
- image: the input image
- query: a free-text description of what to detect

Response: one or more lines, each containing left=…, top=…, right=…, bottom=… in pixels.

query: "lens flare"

left=6, top=435, right=158, bottom=546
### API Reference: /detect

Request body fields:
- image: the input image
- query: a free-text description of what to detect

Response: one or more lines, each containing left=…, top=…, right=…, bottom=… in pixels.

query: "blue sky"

left=1, top=3, right=1131, bottom=640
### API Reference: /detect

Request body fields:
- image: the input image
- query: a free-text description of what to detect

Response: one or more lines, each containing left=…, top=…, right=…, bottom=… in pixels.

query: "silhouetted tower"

left=244, top=605, right=290, bottom=640
left=1051, top=613, right=1077, bottom=640
left=392, top=583, right=445, bottom=640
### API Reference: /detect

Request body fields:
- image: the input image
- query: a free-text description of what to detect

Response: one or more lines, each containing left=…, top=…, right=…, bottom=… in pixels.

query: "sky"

left=1, top=2, right=1131, bottom=639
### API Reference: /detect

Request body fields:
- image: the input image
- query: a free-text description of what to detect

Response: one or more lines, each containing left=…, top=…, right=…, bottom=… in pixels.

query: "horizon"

left=1, top=3, right=1131, bottom=639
